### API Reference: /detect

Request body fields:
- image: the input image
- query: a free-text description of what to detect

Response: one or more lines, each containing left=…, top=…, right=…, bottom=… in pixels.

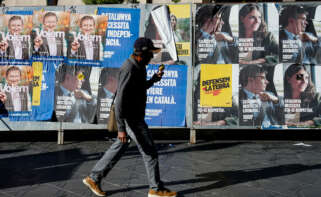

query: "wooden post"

left=190, top=129, right=196, bottom=144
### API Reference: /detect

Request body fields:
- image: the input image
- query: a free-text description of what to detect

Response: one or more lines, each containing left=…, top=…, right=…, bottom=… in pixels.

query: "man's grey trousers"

left=90, top=119, right=163, bottom=190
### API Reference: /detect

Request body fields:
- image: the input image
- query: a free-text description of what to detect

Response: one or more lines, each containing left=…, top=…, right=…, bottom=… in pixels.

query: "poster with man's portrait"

left=67, top=14, right=107, bottom=64
left=195, top=4, right=238, bottom=65
left=279, top=4, right=320, bottom=64
left=0, top=14, right=32, bottom=61
left=238, top=64, right=284, bottom=127
left=32, top=11, right=70, bottom=59
left=54, top=64, right=98, bottom=123
left=0, top=65, right=33, bottom=118
left=97, top=67, right=119, bottom=124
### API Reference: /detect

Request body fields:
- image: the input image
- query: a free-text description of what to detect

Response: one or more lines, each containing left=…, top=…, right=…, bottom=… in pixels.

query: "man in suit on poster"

left=97, top=68, right=118, bottom=122
left=0, top=16, right=30, bottom=60
left=68, top=15, right=101, bottom=61
left=239, top=65, right=283, bottom=127
left=55, top=65, right=97, bottom=123
left=33, top=12, right=65, bottom=57
left=195, top=5, right=237, bottom=64
left=279, top=5, right=321, bottom=64
left=0, top=66, right=30, bottom=112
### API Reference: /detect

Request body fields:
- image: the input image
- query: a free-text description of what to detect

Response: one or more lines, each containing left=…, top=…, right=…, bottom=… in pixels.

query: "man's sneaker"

left=148, top=188, right=177, bottom=197
left=82, top=176, right=106, bottom=197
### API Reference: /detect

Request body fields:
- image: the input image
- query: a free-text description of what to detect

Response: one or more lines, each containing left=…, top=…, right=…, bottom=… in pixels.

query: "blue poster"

left=145, top=65, right=187, bottom=127
left=97, top=7, right=140, bottom=68
left=30, top=61, right=56, bottom=121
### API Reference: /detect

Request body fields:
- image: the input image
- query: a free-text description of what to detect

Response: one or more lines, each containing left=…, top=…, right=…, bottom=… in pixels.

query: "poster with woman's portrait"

left=168, top=4, right=191, bottom=58
left=143, top=4, right=179, bottom=65
left=284, top=64, right=321, bottom=128
left=0, top=14, right=32, bottom=61
left=67, top=14, right=107, bottom=64
left=32, top=11, right=70, bottom=60
left=239, top=3, right=279, bottom=66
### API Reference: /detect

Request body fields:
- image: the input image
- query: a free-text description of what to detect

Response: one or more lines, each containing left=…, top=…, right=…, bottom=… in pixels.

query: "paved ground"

left=1, top=131, right=321, bottom=197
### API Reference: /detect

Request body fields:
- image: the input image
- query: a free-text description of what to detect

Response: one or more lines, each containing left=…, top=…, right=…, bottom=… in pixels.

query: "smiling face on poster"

left=0, top=15, right=32, bottom=60
left=238, top=3, right=279, bottom=65
left=32, top=11, right=70, bottom=58
left=283, top=64, right=321, bottom=128
left=0, top=65, right=32, bottom=113
left=68, top=14, right=107, bottom=62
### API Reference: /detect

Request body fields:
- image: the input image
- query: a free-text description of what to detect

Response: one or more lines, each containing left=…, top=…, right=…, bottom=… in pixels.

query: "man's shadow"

left=107, top=163, right=321, bottom=196
left=174, top=163, right=321, bottom=195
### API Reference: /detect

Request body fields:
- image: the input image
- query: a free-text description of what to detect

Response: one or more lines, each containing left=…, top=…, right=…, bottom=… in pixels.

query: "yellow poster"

left=200, top=64, right=232, bottom=107
left=32, top=62, right=43, bottom=106
left=168, top=4, right=191, bottom=56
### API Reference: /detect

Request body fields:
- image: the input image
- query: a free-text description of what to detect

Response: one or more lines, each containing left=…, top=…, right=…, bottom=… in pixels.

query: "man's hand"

left=71, top=40, right=80, bottom=51
left=301, top=32, right=318, bottom=43
left=214, top=32, right=233, bottom=43
left=34, top=36, right=43, bottom=48
left=0, top=41, right=8, bottom=52
left=118, top=131, right=127, bottom=143
left=151, top=72, right=163, bottom=83
left=0, top=91, right=7, bottom=103
left=74, top=89, right=92, bottom=101
left=259, top=92, right=279, bottom=104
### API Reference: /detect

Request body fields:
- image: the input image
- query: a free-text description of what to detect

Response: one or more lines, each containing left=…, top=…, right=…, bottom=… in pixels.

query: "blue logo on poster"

left=97, top=7, right=140, bottom=68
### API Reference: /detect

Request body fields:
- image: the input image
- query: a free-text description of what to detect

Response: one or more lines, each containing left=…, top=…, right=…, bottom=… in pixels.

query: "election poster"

left=279, top=4, right=321, bottom=64
left=54, top=64, right=98, bottom=123
left=238, top=64, right=284, bottom=128
left=32, top=11, right=70, bottom=61
left=195, top=4, right=238, bottom=65
left=0, top=14, right=33, bottom=62
left=0, top=65, right=33, bottom=120
left=200, top=64, right=233, bottom=107
left=168, top=4, right=191, bottom=57
left=67, top=14, right=108, bottom=66
left=284, top=64, right=321, bottom=128
left=97, top=7, right=140, bottom=68
left=239, top=3, right=279, bottom=65
left=312, top=4, right=321, bottom=64
left=30, top=61, right=56, bottom=120
left=143, top=4, right=178, bottom=65
left=145, top=64, right=187, bottom=127
left=193, top=64, right=238, bottom=127
left=97, top=67, right=118, bottom=124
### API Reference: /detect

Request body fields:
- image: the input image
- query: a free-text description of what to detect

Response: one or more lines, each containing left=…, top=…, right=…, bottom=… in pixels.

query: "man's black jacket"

left=115, top=56, right=156, bottom=132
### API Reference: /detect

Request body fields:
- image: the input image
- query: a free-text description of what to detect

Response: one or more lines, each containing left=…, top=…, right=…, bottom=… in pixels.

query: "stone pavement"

left=1, top=131, right=321, bottom=197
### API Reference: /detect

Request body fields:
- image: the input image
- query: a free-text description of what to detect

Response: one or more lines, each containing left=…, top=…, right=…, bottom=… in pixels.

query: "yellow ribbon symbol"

left=77, top=72, right=85, bottom=81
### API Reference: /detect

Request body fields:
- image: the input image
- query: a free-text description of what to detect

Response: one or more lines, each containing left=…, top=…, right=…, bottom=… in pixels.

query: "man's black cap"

left=133, top=37, right=161, bottom=54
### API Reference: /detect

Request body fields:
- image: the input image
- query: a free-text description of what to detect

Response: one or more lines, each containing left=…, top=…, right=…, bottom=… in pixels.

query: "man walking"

left=83, top=37, right=177, bottom=197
